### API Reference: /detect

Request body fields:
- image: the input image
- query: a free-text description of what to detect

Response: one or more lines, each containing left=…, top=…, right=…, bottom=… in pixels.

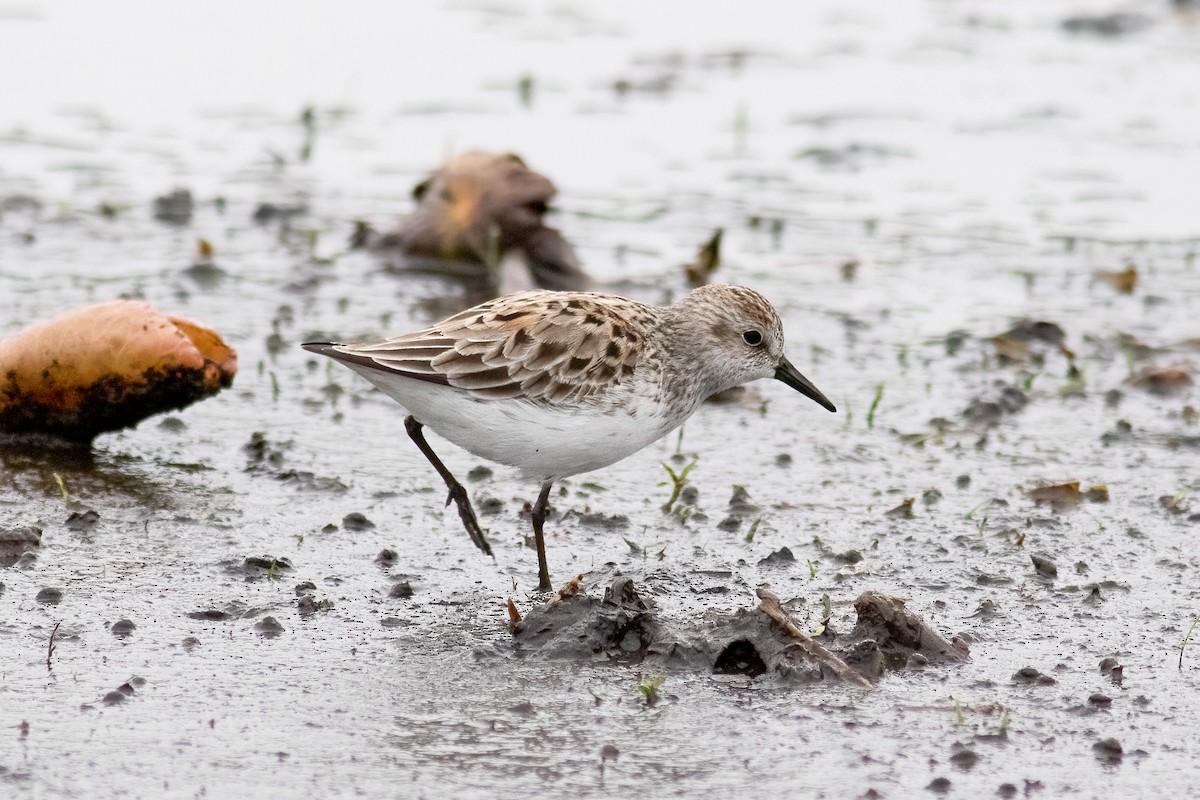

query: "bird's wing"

left=325, top=291, right=649, bottom=405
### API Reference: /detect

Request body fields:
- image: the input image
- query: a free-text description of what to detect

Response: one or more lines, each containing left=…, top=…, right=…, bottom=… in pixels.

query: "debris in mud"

left=65, top=509, right=100, bottom=531
left=36, top=587, right=63, bottom=605
left=849, top=592, right=970, bottom=669
left=963, top=385, right=1028, bottom=427
left=511, top=575, right=965, bottom=686
left=1012, top=666, right=1056, bottom=685
left=252, top=202, right=308, bottom=226
left=926, top=776, right=952, bottom=794
left=341, top=512, right=375, bottom=531
left=152, top=188, right=194, bottom=225
left=0, top=525, right=41, bottom=568
left=726, top=485, right=759, bottom=516
left=794, top=142, right=906, bottom=170
left=389, top=581, right=414, bottom=599
left=569, top=511, right=630, bottom=530
left=0, top=301, right=237, bottom=442
left=683, top=228, right=723, bottom=286
left=255, top=616, right=285, bottom=637
left=1093, top=266, right=1138, bottom=294
left=992, top=320, right=1069, bottom=363
left=1030, top=553, right=1058, bottom=578
left=1061, top=13, right=1152, bottom=37
left=238, top=556, right=294, bottom=580
left=366, top=151, right=591, bottom=294
left=110, top=619, right=136, bottom=637
left=949, top=745, right=979, bottom=770
left=758, top=546, right=795, bottom=566
left=1127, top=366, right=1193, bottom=396
left=1026, top=482, right=1083, bottom=510
left=295, top=581, right=334, bottom=615
left=93, top=676, right=146, bottom=708
left=298, top=594, right=334, bottom=615
left=1159, top=495, right=1188, bottom=515
left=1092, top=737, right=1123, bottom=761
left=245, top=431, right=348, bottom=491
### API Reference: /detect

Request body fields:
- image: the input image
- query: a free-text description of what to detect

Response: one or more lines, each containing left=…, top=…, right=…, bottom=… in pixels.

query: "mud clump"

left=0, top=526, right=41, bottom=567
left=512, top=576, right=967, bottom=685
left=512, top=576, right=661, bottom=662
left=0, top=301, right=236, bottom=442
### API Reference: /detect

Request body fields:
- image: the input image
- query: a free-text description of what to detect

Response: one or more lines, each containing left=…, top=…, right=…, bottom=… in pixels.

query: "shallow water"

left=2, top=1, right=1200, bottom=797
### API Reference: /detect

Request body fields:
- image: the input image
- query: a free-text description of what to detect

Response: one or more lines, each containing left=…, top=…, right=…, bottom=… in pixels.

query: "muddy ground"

left=2, top=1, right=1199, bottom=797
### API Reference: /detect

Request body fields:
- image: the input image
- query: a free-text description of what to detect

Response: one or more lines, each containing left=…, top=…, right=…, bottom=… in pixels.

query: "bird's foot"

left=445, top=482, right=492, bottom=556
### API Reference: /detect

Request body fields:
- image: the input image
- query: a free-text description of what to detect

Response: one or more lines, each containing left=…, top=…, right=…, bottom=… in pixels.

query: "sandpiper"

left=303, top=284, right=835, bottom=591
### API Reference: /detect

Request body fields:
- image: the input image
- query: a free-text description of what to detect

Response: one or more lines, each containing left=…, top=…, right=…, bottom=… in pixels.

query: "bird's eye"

left=742, top=330, right=763, bottom=346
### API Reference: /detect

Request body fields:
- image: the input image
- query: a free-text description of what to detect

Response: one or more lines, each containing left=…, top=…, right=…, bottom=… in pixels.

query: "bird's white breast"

left=346, top=363, right=684, bottom=480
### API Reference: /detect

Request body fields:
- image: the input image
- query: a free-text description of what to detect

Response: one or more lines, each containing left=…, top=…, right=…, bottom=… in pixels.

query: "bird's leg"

left=404, top=415, right=492, bottom=557
left=531, top=480, right=554, bottom=592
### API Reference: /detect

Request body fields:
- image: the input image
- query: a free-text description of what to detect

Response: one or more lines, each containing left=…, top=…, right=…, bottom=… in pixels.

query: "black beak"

left=775, top=356, right=836, bottom=412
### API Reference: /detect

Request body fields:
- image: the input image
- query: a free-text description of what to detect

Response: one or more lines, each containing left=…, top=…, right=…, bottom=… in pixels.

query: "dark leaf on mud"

left=1128, top=366, right=1193, bottom=396
left=1159, top=495, right=1188, bottom=515
left=1026, top=482, right=1083, bottom=510
left=1093, top=267, right=1138, bottom=294
left=683, top=228, right=722, bottom=286
left=993, top=320, right=1065, bottom=360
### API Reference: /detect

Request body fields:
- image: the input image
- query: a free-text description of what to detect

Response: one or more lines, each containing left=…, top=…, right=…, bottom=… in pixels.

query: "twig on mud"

left=1180, top=616, right=1199, bottom=670
left=755, top=588, right=872, bottom=689
left=47, top=622, right=60, bottom=670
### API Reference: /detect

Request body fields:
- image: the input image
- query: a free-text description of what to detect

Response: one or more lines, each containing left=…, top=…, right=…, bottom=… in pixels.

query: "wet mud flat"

left=4, top=1, right=1200, bottom=798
